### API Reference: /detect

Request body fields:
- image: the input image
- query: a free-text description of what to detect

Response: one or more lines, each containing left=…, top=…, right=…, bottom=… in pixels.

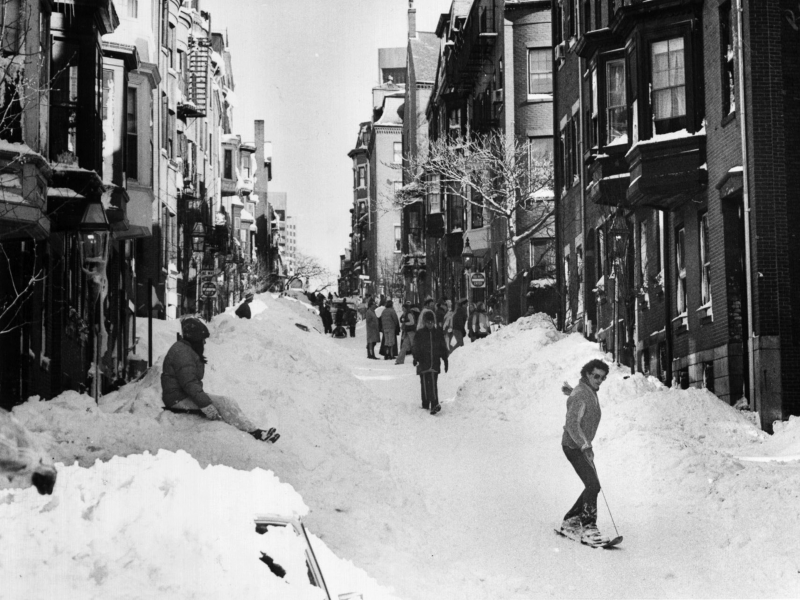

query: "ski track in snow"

left=3, top=292, right=800, bottom=599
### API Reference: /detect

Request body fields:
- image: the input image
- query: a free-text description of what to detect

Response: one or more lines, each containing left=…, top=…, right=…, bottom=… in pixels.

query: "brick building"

left=553, top=0, right=800, bottom=429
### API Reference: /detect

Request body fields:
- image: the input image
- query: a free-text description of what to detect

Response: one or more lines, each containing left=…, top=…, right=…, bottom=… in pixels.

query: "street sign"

left=200, top=270, right=214, bottom=278
left=200, top=281, right=218, bottom=298
left=470, top=272, right=486, bottom=288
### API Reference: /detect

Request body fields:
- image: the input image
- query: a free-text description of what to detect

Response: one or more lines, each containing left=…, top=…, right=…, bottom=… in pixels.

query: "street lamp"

left=461, top=237, right=474, bottom=271
left=77, top=201, right=111, bottom=404
left=191, top=221, right=206, bottom=253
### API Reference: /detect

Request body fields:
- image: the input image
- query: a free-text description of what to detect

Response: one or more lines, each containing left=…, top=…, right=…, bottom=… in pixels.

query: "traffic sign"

left=200, top=270, right=214, bottom=278
left=200, top=281, right=218, bottom=298
left=470, top=272, right=486, bottom=288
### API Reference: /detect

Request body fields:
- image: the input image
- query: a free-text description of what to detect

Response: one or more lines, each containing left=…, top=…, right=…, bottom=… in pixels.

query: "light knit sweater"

left=561, top=379, right=602, bottom=450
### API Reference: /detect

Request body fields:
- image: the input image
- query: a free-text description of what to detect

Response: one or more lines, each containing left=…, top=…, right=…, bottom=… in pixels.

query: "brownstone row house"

left=553, top=0, right=800, bottom=429
left=342, top=0, right=557, bottom=323
left=0, top=0, right=277, bottom=410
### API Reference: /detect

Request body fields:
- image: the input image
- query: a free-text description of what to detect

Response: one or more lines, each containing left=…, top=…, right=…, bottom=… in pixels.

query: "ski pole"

left=590, top=460, right=620, bottom=538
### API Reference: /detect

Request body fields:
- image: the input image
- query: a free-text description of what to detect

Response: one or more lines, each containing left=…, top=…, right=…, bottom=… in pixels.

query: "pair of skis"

left=554, top=526, right=622, bottom=549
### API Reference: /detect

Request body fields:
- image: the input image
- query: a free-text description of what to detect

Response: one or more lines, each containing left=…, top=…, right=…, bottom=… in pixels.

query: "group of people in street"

left=320, top=300, right=357, bottom=338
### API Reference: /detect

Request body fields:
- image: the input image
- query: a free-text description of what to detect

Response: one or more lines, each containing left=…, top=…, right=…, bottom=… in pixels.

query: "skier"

left=161, top=317, right=280, bottom=443
left=559, top=359, right=610, bottom=546
left=0, top=408, right=57, bottom=495
left=235, top=292, right=254, bottom=319
left=411, top=311, right=449, bottom=415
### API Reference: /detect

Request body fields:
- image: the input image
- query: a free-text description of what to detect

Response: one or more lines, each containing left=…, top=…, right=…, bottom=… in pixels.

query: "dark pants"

left=367, top=342, right=377, bottom=358
left=324, top=324, right=332, bottom=334
left=419, top=371, right=439, bottom=410
left=562, top=445, right=601, bottom=526
left=349, top=324, right=356, bottom=337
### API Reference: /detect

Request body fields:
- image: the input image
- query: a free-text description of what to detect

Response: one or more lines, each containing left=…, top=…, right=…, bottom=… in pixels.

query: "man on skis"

left=560, top=359, right=610, bottom=546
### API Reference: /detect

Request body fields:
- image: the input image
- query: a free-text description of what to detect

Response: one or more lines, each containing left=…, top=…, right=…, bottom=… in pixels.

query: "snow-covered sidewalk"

left=3, top=293, right=800, bottom=599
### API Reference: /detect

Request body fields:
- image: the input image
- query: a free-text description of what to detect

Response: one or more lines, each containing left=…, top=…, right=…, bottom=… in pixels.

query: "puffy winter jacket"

left=412, top=327, right=449, bottom=375
left=161, top=339, right=213, bottom=409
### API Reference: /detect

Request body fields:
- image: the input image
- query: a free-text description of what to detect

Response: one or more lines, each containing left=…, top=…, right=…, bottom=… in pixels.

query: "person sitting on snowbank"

left=235, top=292, right=254, bottom=319
left=161, top=317, right=279, bottom=443
left=0, top=409, right=57, bottom=495
left=411, top=310, right=449, bottom=415
left=559, top=359, right=610, bottom=545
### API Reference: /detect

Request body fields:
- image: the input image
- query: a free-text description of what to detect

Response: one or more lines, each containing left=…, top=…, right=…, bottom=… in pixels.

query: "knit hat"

left=181, top=317, right=210, bottom=342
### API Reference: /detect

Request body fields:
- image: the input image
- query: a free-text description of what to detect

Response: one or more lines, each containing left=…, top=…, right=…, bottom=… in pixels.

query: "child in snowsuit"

left=412, top=311, right=449, bottom=415
left=161, top=317, right=280, bottom=443
left=560, top=359, right=610, bottom=545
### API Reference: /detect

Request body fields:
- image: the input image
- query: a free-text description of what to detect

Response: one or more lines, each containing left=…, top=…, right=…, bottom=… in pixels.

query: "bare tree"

left=397, top=129, right=554, bottom=284
left=376, top=254, right=403, bottom=300
left=291, top=251, right=332, bottom=285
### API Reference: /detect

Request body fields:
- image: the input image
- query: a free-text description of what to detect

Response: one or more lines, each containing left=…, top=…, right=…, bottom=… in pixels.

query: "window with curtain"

left=651, top=38, right=686, bottom=134
left=428, top=173, right=441, bottom=213
left=699, top=213, right=711, bottom=305
left=126, top=87, right=138, bottom=179
left=720, top=3, right=736, bottom=116
left=528, top=49, right=552, bottom=95
left=606, top=58, right=627, bottom=144
left=675, top=227, right=687, bottom=314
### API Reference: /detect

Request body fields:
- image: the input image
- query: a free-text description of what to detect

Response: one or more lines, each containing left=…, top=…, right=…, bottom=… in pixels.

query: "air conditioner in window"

left=554, top=42, right=566, bottom=61
left=492, top=89, right=504, bottom=104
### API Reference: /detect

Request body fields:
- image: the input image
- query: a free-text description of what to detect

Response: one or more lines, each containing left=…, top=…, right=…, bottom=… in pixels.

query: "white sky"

left=201, top=0, right=451, bottom=273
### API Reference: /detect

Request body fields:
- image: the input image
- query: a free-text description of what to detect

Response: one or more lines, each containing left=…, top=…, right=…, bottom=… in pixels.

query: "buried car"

left=254, top=514, right=363, bottom=600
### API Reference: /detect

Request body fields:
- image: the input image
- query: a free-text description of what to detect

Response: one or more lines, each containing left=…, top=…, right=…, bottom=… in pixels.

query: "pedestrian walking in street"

left=365, top=299, right=380, bottom=359
left=161, top=317, right=280, bottom=443
left=395, top=301, right=417, bottom=364
left=234, top=292, right=254, bottom=319
left=442, top=299, right=454, bottom=350
left=435, top=299, right=447, bottom=329
left=320, top=303, right=333, bottom=334
left=416, top=296, right=436, bottom=331
left=470, top=302, right=491, bottom=340
left=450, top=298, right=468, bottom=352
left=379, top=300, right=400, bottom=360
left=347, top=303, right=357, bottom=337
left=559, top=359, right=611, bottom=546
left=412, top=311, right=449, bottom=415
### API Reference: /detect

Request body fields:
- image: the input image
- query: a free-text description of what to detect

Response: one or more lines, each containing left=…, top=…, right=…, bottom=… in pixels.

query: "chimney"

left=408, top=0, right=416, bottom=39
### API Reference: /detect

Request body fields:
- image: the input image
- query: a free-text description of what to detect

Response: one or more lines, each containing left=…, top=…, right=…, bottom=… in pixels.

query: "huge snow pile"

left=4, top=297, right=800, bottom=599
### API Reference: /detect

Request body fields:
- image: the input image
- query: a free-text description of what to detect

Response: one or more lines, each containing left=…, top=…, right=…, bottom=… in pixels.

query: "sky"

left=201, top=0, right=452, bottom=273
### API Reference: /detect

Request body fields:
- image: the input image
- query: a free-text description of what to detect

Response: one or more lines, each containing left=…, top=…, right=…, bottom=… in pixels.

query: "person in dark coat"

left=161, top=317, right=279, bottom=443
left=435, top=299, right=447, bottom=329
left=450, top=298, right=469, bottom=352
left=365, top=299, right=380, bottom=359
left=347, top=303, right=357, bottom=337
left=412, top=311, right=449, bottom=415
left=235, top=292, right=254, bottom=319
left=379, top=300, right=400, bottom=359
left=320, top=303, right=333, bottom=334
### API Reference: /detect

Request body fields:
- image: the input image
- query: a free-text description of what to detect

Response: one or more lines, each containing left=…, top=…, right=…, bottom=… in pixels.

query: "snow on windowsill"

left=626, top=125, right=707, bottom=157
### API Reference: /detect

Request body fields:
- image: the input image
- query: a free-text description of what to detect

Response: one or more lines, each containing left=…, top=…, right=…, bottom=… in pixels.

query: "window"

left=168, top=23, right=176, bottom=69
left=428, top=173, right=441, bottom=214
left=470, top=196, right=484, bottom=229
left=394, top=225, right=401, bottom=252
left=393, top=142, right=402, bottom=164
left=651, top=38, right=686, bottom=134
left=528, top=137, right=553, bottom=174
left=675, top=226, right=687, bottom=314
left=563, top=252, right=571, bottom=323
left=127, top=87, right=138, bottom=179
left=50, top=40, right=79, bottom=159
left=638, top=219, right=648, bottom=287
left=596, top=226, right=606, bottom=278
left=699, top=212, right=711, bottom=305
left=588, top=66, right=598, bottom=148
left=224, top=149, right=233, bottom=179
left=357, top=165, right=366, bottom=188
left=168, top=110, right=175, bottom=158
left=161, top=0, right=169, bottom=48
left=530, top=239, right=555, bottom=278
left=720, top=3, right=735, bottom=116
left=569, top=117, right=578, bottom=184
left=160, top=93, right=168, bottom=152
left=606, top=59, right=627, bottom=144
left=127, top=0, right=138, bottom=18
left=528, top=49, right=552, bottom=95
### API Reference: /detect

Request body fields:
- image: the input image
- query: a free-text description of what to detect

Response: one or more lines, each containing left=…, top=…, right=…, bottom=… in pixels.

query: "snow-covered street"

left=4, top=292, right=800, bottom=599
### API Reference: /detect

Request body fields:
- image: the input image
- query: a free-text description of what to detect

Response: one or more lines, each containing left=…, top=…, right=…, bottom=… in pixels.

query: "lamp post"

left=191, top=222, right=206, bottom=315
left=77, top=201, right=111, bottom=404
left=461, top=237, right=474, bottom=302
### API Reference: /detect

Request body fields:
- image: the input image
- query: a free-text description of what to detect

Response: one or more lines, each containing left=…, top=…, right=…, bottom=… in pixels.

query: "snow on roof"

left=239, top=209, right=254, bottom=222
left=375, top=95, right=404, bottom=125
left=410, top=32, right=440, bottom=84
